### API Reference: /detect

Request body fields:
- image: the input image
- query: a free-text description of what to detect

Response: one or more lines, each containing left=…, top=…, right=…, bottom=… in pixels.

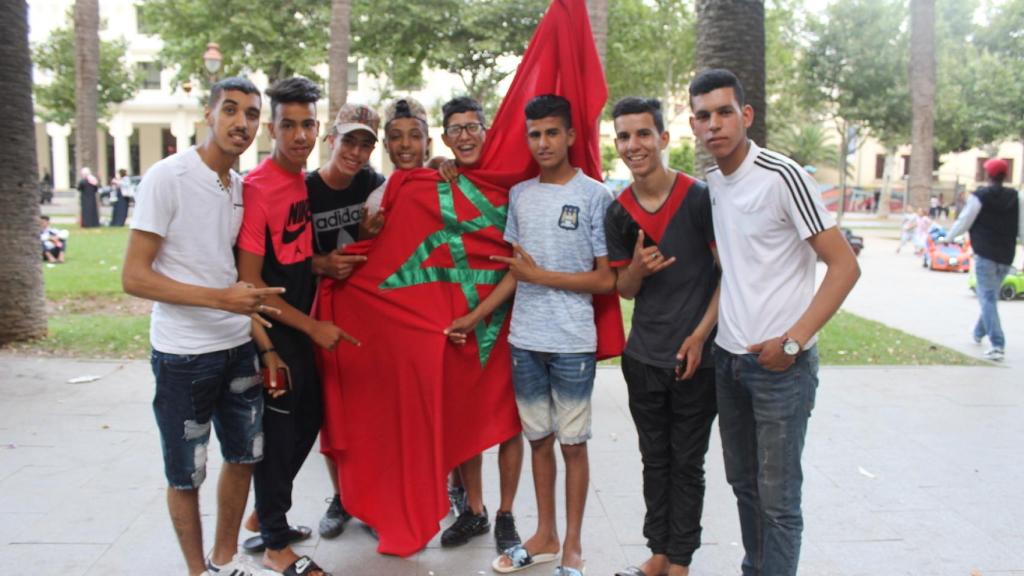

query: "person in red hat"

left=945, top=157, right=1023, bottom=361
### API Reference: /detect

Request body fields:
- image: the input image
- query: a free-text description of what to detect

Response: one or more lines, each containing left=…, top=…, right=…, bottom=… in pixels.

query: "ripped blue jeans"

left=151, top=342, right=264, bottom=490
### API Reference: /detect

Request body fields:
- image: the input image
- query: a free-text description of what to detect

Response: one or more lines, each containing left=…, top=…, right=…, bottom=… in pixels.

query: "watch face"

left=784, top=339, right=800, bottom=355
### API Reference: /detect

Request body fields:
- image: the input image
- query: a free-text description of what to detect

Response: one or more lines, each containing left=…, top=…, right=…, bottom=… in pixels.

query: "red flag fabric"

left=316, top=0, right=624, bottom=557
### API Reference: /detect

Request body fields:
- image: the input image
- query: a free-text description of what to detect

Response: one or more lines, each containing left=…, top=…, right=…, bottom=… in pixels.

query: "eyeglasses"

left=444, top=122, right=485, bottom=138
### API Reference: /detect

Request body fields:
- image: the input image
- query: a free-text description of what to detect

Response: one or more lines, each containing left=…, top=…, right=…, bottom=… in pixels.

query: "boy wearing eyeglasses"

left=429, top=96, right=528, bottom=555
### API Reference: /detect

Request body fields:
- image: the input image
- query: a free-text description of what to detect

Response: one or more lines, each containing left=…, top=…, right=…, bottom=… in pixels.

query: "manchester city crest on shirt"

left=558, top=204, right=580, bottom=230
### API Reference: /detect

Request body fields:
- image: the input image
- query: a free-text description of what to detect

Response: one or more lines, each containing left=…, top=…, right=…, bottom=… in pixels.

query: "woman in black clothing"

left=77, top=167, right=100, bottom=228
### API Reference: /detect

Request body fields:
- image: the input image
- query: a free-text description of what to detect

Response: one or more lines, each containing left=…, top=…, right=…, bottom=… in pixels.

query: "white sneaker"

left=983, top=348, right=1005, bottom=361
left=207, top=554, right=280, bottom=576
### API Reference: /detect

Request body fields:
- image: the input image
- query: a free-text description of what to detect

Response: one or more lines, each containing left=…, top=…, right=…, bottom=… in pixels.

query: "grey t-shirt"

left=504, top=169, right=613, bottom=353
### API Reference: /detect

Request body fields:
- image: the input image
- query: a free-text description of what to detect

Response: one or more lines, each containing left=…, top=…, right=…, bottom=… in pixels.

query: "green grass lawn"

left=14, top=226, right=982, bottom=365
left=44, top=225, right=130, bottom=298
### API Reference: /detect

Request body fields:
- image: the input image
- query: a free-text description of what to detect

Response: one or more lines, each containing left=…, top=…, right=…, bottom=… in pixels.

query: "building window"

left=138, top=61, right=161, bottom=90
left=348, top=59, right=359, bottom=91
left=875, top=154, right=885, bottom=179
left=136, top=4, right=155, bottom=36
left=901, top=155, right=910, bottom=177
left=976, top=157, right=1015, bottom=182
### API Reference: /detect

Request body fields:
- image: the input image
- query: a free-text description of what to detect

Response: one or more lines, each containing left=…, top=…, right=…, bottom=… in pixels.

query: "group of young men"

left=122, top=66, right=859, bottom=576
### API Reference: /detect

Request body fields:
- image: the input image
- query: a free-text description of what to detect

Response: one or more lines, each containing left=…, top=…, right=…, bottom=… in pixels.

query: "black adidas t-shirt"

left=307, top=165, right=385, bottom=254
left=605, top=173, right=718, bottom=369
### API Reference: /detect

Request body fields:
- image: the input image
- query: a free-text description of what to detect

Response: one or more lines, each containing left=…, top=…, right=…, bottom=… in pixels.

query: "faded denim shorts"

left=151, top=342, right=264, bottom=490
left=510, top=345, right=596, bottom=445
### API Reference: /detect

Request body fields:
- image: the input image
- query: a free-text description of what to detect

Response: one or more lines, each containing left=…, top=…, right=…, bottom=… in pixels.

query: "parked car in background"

left=842, top=227, right=864, bottom=256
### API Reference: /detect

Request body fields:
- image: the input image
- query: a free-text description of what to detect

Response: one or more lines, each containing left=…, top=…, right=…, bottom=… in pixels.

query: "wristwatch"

left=782, top=337, right=801, bottom=356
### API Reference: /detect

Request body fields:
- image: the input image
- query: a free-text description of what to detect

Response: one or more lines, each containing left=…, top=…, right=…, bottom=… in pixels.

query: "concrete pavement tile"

left=83, top=512, right=209, bottom=576
left=15, top=486, right=160, bottom=545
left=0, top=513, right=44, bottom=545
left=0, top=542, right=107, bottom=576
left=0, top=465, right=99, bottom=514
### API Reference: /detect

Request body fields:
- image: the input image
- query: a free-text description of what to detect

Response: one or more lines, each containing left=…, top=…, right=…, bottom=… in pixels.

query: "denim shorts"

left=510, top=346, right=596, bottom=444
left=151, top=341, right=264, bottom=490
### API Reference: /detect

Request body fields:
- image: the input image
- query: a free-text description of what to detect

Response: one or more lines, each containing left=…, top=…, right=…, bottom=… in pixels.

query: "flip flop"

left=614, top=567, right=647, bottom=576
left=282, top=555, right=331, bottom=576
left=241, top=525, right=313, bottom=553
left=491, top=544, right=559, bottom=573
left=553, top=565, right=586, bottom=576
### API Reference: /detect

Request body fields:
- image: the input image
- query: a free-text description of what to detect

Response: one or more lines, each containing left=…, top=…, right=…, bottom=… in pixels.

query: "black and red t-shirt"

left=238, top=157, right=315, bottom=316
left=604, top=173, right=718, bottom=369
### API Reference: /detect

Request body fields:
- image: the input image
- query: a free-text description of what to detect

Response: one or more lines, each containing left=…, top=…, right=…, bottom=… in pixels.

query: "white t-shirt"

left=131, top=147, right=251, bottom=355
left=705, top=141, right=835, bottom=355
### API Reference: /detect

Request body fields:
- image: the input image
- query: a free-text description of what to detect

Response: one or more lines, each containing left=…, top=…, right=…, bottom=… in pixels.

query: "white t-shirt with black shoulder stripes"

left=705, top=140, right=835, bottom=355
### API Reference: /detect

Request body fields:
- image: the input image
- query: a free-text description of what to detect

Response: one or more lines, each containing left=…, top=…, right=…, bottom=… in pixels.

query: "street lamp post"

left=203, top=42, right=222, bottom=81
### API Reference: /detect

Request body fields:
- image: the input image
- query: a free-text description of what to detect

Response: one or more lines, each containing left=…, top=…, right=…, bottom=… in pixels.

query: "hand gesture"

left=221, top=281, right=284, bottom=319
left=308, top=319, right=361, bottom=350
left=628, top=230, right=675, bottom=277
left=437, top=160, right=459, bottom=183
left=444, top=314, right=478, bottom=345
left=360, top=203, right=387, bottom=238
left=315, top=249, right=367, bottom=280
left=748, top=336, right=795, bottom=372
left=491, top=244, right=542, bottom=284
left=674, top=333, right=704, bottom=381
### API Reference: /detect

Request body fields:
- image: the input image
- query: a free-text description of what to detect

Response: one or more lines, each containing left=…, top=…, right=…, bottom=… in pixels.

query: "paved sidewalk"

left=2, top=230, right=1023, bottom=575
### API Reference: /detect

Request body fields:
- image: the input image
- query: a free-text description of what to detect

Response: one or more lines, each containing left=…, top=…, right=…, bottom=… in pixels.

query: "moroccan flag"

left=316, top=0, right=623, bottom=557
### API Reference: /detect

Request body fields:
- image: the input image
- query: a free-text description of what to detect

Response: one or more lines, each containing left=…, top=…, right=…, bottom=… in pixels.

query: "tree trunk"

left=328, top=0, right=352, bottom=121
left=908, top=0, right=935, bottom=212
left=695, top=0, right=766, bottom=174
left=586, top=0, right=608, bottom=68
left=881, top=148, right=897, bottom=217
left=0, top=0, right=47, bottom=344
left=74, top=0, right=99, bottom=179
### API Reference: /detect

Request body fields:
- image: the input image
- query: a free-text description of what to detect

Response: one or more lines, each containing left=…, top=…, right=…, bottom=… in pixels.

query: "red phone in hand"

left=260, top=366, right=291, bottom=391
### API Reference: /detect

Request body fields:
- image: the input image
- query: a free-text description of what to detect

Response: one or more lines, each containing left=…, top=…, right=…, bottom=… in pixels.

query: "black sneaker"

left=440, top=506, right=490, bottom=547
left=318, top=495, right=352, bottom=538
left=448, top=485, right=469, bottom=516
left=493, top=510, right=521, bottom=553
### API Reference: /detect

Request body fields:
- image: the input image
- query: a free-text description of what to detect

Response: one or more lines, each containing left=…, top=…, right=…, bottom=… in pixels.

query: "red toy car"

left=923, top=227, right=971, bottom=272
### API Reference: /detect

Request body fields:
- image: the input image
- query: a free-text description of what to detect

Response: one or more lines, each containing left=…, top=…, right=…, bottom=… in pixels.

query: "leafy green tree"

left=772, top=123, right=837, bottom=169
left=605, top=0, right=695, bottom=119
left=669, top=140, right=695, bottom=175
left=974, top=0, right=1024, bottom=184
left=765, top=0, right=823, bottom=142
left=424, top=0, right=547, bottom=113
left=142, top=0, right=330, bottom=86
left=601, top=142, right=619, bottom=179
left=32, top=15, right=139, bottom=126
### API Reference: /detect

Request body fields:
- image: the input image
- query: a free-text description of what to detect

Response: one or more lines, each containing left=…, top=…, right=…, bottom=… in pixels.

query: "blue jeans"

left=973, top=255, right=1011, bottom=350
left=714, top=344, right=819, bottom=576
left=151, top=342, right=264, bottom=489
left=510, top=346, right=596, bottom=444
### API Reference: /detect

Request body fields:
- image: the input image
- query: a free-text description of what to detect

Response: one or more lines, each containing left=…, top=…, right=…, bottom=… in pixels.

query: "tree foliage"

left=351, top=0, right=545, bottom=112
left=142, top=0, right=330, bottom=87
left=669, top=140, right=695, bottom=174
left=772, top=123, right=838, bottom=169
left=974, top=0, right=1024, bottom=146
left=32, top=15, right=139, bottom=126
left=803, top=0, right=910, bottom=147
left=605, top=0, right=694, bottom=116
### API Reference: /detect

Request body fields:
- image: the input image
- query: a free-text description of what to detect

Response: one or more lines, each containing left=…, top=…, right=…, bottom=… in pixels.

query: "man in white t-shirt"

left=123, top=77, right=283, bottom=576
left=688, top=69, right=860, bottom=576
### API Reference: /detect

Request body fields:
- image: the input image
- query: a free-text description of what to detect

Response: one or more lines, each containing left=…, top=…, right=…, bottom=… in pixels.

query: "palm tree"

left=695, top=0, right=766, bottom=172
left=0, top=0, right=47, bottom=344
left=772, top=124, right=838, bottom=169
left=328, top=0, right=352, bottom=121
left=586, top=0, right=608, bottom=68
left=908, top=0, right=935, bottom=211
left=74, top=0, right=99, bottom=179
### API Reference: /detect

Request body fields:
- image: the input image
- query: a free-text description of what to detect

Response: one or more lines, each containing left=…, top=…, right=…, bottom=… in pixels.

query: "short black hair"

left=442, top=96, right=486, bottom=129
left=209, top=76, right=260, bottom=109
left=689, top=68, right=746, bottom=107
left=524, top=94, right=572, bottom=129
left=611, top=97, right=664, bottom=133
left=40, top=215, right=51, bottom=221
left=265, top=76, right=321, bottom=121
